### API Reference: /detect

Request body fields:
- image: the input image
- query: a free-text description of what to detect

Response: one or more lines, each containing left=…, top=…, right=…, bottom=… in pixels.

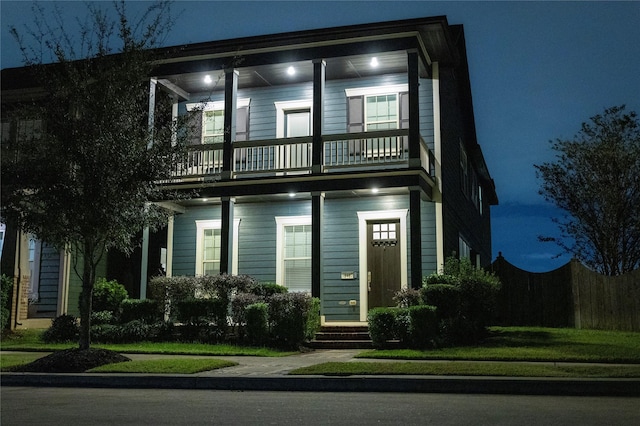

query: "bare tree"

left=535, top=105, right=640, bottom=275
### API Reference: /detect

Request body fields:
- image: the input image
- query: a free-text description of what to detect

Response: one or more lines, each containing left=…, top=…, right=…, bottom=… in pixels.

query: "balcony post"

left=312, top=59, right=326, bottom=174
left=222, top=69, right=239, bottom=180
left=220, top=197, right=235, bottom=275
left=409, top=188, right=423, bottom=289
left=407, top=50, right=421, bottom=168
left=311, top=191, right=324, bottom=298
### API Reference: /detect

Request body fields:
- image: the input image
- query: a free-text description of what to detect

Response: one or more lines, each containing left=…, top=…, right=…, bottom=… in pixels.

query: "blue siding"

left=172, top=206, right=220, bottom=276
left=236, top=201, right=311, bottom=281
left=182, top=73, right=434, bottom=144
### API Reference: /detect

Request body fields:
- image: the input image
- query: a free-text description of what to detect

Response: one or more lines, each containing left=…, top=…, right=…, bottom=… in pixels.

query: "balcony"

left=168, top=129, right=435, bottom=183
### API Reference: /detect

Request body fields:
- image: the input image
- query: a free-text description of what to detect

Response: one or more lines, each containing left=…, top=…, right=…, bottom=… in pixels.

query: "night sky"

left=2, top=1, right=639, bottom=272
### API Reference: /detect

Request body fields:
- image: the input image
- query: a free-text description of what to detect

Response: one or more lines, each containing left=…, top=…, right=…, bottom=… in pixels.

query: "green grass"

left=289, top=361, right=640, bottom=378
left=356, top=327, right=640, bottom=363
left=88, top=358, right=238, bottom=374
left=0, top=352, right=46, bottom=371
left=0, top=329, right=296, bottom=357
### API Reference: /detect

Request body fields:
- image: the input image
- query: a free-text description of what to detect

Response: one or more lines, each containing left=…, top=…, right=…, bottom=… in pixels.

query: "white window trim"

left=345, top=84, right=408, bottom=98
left=195, top=219, right=241, bottom=276
left=357, top=209, right=408, bottom=322
left=275, top=215, right=312, bottom=289
left=274, top=100, right=313, bottom=138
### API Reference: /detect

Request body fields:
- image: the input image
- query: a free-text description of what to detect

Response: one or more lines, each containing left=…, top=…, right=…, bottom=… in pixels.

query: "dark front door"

left=367, top=219, right=401, bottom=309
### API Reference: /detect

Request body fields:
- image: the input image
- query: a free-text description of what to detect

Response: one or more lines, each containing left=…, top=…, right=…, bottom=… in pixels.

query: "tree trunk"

left=78, top=242, right=97, bottom=350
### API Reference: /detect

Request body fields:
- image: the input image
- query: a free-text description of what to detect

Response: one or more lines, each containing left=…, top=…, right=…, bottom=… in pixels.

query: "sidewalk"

left=2, top=350, right=639, bottom=396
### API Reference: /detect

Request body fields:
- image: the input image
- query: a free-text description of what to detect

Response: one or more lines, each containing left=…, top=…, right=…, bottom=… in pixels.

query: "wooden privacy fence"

left=490, top=255, right=640, bottom=332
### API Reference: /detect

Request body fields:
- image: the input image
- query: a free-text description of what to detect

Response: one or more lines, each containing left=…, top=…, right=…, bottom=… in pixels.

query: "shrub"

left=92, top=278, right=128, bottom=313
left=420, top=284, right=460, bottom=320
left=90, top=324, right=120, bottom=343
left=175, top=297, right=227, bottom=328
left=91, top=310, right=116, bottom=325
left=1, top=274, right=13, bottom=333
left=305, top=297, right=321, bottom=341
left=42, top=314, right=79, bottom=343
left=249, top=282, right=288, bottom=297
left=230, top=292, right=260, bottom=327
left=118, top=320, right=152, bottom=343
left=408, top=305, right=438, bottom=348
left=393, top=288, right=422, bottom=308
left=422, top=256, right=501, bottom=345
left=394, top=307, right=411, bottom=346
left=268, top=292, right=313, bottom=349
left=120, top=299, right=161, bottom=324
left=245, top=302, right=269, bottom=346
left=367, top=307, right=398, bottom=348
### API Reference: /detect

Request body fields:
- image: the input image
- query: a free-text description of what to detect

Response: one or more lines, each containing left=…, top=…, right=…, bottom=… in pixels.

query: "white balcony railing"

left=169, top=129, right=435, bottom=181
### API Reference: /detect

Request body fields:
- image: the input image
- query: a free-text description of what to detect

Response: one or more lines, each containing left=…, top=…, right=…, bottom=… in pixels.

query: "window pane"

left=283, top=224, right=311, bottom=292
left=286, top=110, right=310, bottom=137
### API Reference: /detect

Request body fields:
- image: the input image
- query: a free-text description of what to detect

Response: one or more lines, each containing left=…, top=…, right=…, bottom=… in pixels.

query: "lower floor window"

left=202, top=228, right=221, bottom=275
left=276, top=216, right=312, bottom=293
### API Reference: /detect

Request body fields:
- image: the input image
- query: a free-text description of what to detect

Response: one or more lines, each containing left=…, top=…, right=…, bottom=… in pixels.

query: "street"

left=2, top=387, right=639, bottom=425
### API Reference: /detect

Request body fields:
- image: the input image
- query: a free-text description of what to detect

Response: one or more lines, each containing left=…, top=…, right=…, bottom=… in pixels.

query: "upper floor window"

left=186, top=99, right=250, bottom=144
left=366, top=94, right=398, bottom=131
left=203, top=110, right=224, bottom=144
left=346, top=84, right=408, bottom=133
left=275, top=100, right=312, bottom=138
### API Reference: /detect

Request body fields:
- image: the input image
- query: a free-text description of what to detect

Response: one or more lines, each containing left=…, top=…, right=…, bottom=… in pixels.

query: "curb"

left=3, top=373, right=639, bottom=396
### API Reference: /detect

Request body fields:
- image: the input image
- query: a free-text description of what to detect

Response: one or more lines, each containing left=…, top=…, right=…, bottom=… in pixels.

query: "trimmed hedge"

left=408, top=304, right=438, bottom=348
left=120, top=299, right=161, bottom=324
left=245, top=302, right=269, bottom=346
left=368, top=307, right=398, bottom=348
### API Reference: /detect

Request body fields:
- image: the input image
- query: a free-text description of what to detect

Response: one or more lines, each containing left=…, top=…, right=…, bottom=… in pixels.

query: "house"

left=1, top=16, right=497, bottom=328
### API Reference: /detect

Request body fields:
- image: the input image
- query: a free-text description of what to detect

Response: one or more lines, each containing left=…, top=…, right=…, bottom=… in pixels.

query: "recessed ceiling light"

left=287, top=66, right=296, bottom=76
left=202, top=198, right=208, bottom=202
left=370, top=57, right=379, bottom=68
left=371, top=188, right=379, bottom=194
left=204, top=75, right=213, bottom=84
left=288, top=192, right=296, bottom=198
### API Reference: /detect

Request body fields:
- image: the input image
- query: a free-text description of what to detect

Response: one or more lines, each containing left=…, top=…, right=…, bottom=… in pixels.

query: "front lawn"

left=0, top=329, right=296, bottom=357
left=356, top=327, right=640, bottom=363
left=89, top=358, right=238, bottom=374
left=289, top=361, right=640, bottom=378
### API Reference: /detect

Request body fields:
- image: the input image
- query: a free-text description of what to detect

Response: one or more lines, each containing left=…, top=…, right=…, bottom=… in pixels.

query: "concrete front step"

left=309, top=326, right=373, bottom=349
left=307, top=339, right=373, bottom=349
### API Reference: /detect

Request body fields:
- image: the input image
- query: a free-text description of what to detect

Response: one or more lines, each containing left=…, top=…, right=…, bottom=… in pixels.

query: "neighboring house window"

left=17, top=119, right=43, bottom=142
left=195, top=219, right=241, bottom=276
left=478, top=185, right=484, bottom=215
left=460, top=140, right=470, bottom=198
left=28, top=237, right=41, bottom=300
left=471, top=170, right=479, bottom=209
left=458, top=235, right=471, bottom=260
left=275, top=216, right=312, bottom=293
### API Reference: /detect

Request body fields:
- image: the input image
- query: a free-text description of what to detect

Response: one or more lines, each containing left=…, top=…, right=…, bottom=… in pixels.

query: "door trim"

left=357, top=209, right=408, bottom=321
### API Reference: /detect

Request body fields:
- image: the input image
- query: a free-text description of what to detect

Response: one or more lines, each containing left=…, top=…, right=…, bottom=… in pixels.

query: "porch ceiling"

left=157, top=50, right=409, bottom=97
